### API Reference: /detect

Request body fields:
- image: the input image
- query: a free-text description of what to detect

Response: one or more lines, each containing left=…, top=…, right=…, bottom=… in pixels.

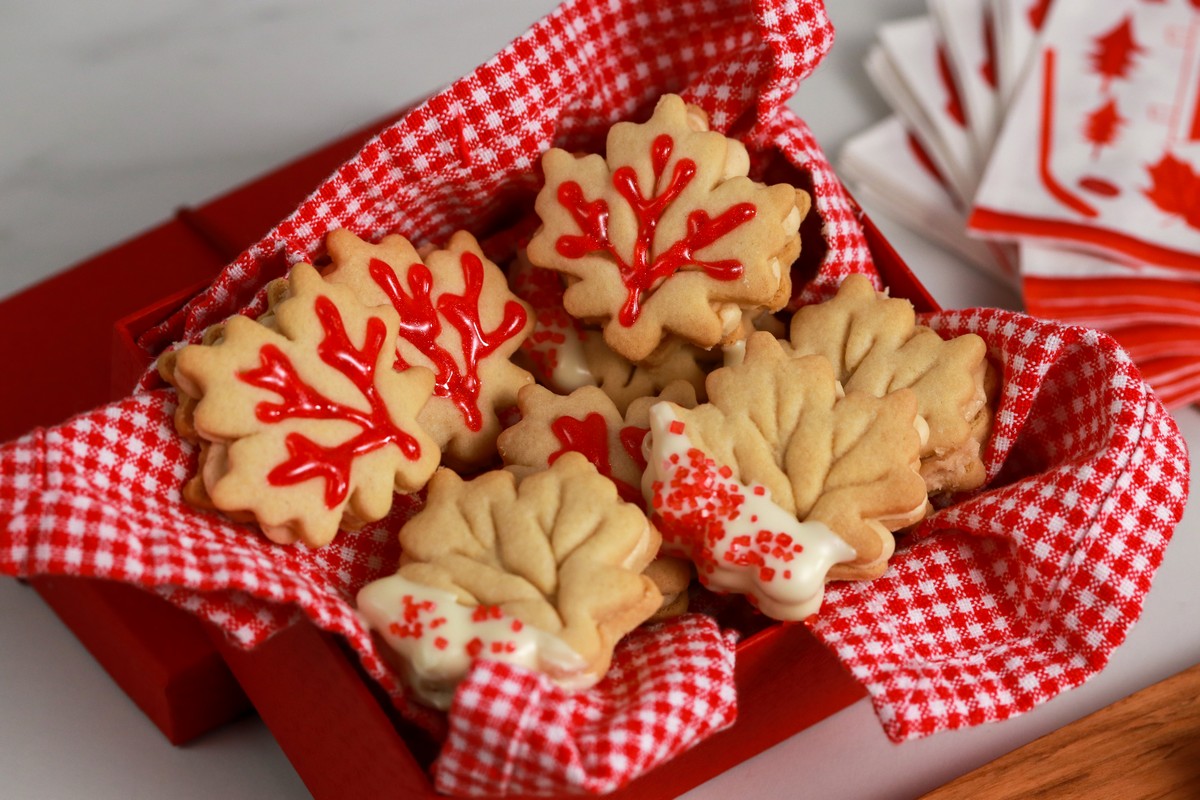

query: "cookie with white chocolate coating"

left=357, top=453, right=662, bottom=708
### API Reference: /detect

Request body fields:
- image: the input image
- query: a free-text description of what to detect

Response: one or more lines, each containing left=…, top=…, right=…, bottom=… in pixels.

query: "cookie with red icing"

left=497, top=380, right=698, bottom=620
left=323, top=228, right=535, bottom=470
left=507, top=247, right=594, bottom=394
left=497, top=380, right=697, bottom=505
left=357, top=452, right=662, bottom=708
left=527, top=93, right=808, bottom=363
left=162, top=262, right=441, bottom=548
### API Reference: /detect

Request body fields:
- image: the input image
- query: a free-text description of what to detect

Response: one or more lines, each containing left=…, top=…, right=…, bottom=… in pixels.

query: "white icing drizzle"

left=643, top=403, right=857, bottom=621
left=357, top=574, right=591, bottom=709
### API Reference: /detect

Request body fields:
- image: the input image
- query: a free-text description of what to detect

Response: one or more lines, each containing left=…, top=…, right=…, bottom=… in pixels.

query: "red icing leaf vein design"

left=554, top=133, right=755, bottom=327
left=1089, top=15, right=1144, bottom=90
left=548, top=413, right=642, bottom=504
left=239, top=296, right=423, bottom=509
left=368, top=252, right=528, bottom=432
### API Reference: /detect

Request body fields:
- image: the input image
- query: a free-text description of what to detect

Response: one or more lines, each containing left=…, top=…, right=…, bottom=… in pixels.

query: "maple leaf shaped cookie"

left=786, top=275, right=994, bottom=494
left=163, top=277, right=309, bottom=448
left=644, top=332, right=929, bottom=618
left=528, top=94, right=805, bottom=362
left=357, top=453, right=662, bottom=708
left=323, top=228, right=534, bottom=469
left=165, top=262, right=440, bottom=547
left=160, top=323, right=227, bottom=444
left=497, top=381, right=697, bottom=505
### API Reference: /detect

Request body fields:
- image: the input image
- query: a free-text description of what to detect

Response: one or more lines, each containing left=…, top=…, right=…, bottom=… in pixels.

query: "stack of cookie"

left=159, top=93, right=995, bottom=709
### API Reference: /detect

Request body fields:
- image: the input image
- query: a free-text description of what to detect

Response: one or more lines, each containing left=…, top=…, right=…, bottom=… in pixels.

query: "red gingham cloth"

left=0, top=0, right=1190, bottom=795
left=436, top=616, right=739, bottom=797
left=812, top=309, right=1190, bottom=741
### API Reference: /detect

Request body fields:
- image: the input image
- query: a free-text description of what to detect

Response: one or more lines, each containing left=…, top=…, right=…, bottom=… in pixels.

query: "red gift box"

left=0, top=112, right=393, bottom=746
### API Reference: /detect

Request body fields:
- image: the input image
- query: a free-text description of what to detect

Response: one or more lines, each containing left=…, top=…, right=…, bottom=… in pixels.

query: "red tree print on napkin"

left=937, top=45, right=968, bottom=128
left=1028, top=0, right=1052, bottom=31
left=981, top=9, right=999, bottom=89
left=1089, top=15, right=1145, bottom=90
left=1082, top=98, right=1126, bottom=158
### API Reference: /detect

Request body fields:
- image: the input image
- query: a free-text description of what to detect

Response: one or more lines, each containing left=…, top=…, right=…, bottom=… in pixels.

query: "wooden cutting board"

left=922, top=662, right=1200, bottom=799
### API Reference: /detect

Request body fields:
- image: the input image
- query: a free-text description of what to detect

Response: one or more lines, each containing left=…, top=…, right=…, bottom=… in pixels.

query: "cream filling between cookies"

left=642, top=403, right=857, bottom=621
left=546, top=332, right=597, bottom=393
left=357, top=574, right=592, bottom=710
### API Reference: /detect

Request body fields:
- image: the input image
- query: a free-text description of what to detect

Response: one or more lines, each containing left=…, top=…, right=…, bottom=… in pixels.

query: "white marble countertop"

left=1, top=1, right=1197, bottom=798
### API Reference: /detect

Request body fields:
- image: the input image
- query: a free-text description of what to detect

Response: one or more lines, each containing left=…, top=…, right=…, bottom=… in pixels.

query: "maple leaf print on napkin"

left=1144, top=153, right=1200, bottom=230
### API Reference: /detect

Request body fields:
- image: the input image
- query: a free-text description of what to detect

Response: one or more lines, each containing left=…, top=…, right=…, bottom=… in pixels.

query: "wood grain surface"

left=922, top=662, right=1200, bottom=799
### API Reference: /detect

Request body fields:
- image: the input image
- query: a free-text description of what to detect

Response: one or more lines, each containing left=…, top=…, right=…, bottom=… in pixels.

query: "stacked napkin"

left=840, top=0, right=1200, bottom=408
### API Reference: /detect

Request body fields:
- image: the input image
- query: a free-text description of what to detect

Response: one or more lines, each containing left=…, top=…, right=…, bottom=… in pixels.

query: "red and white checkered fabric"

left=0, top=0, right=1189, bottom=795
left=0, top=391, right=738, bottom=766
left=435, top=615, right=739, bottom=797
left=812, top=309, right=1190, bottom=741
